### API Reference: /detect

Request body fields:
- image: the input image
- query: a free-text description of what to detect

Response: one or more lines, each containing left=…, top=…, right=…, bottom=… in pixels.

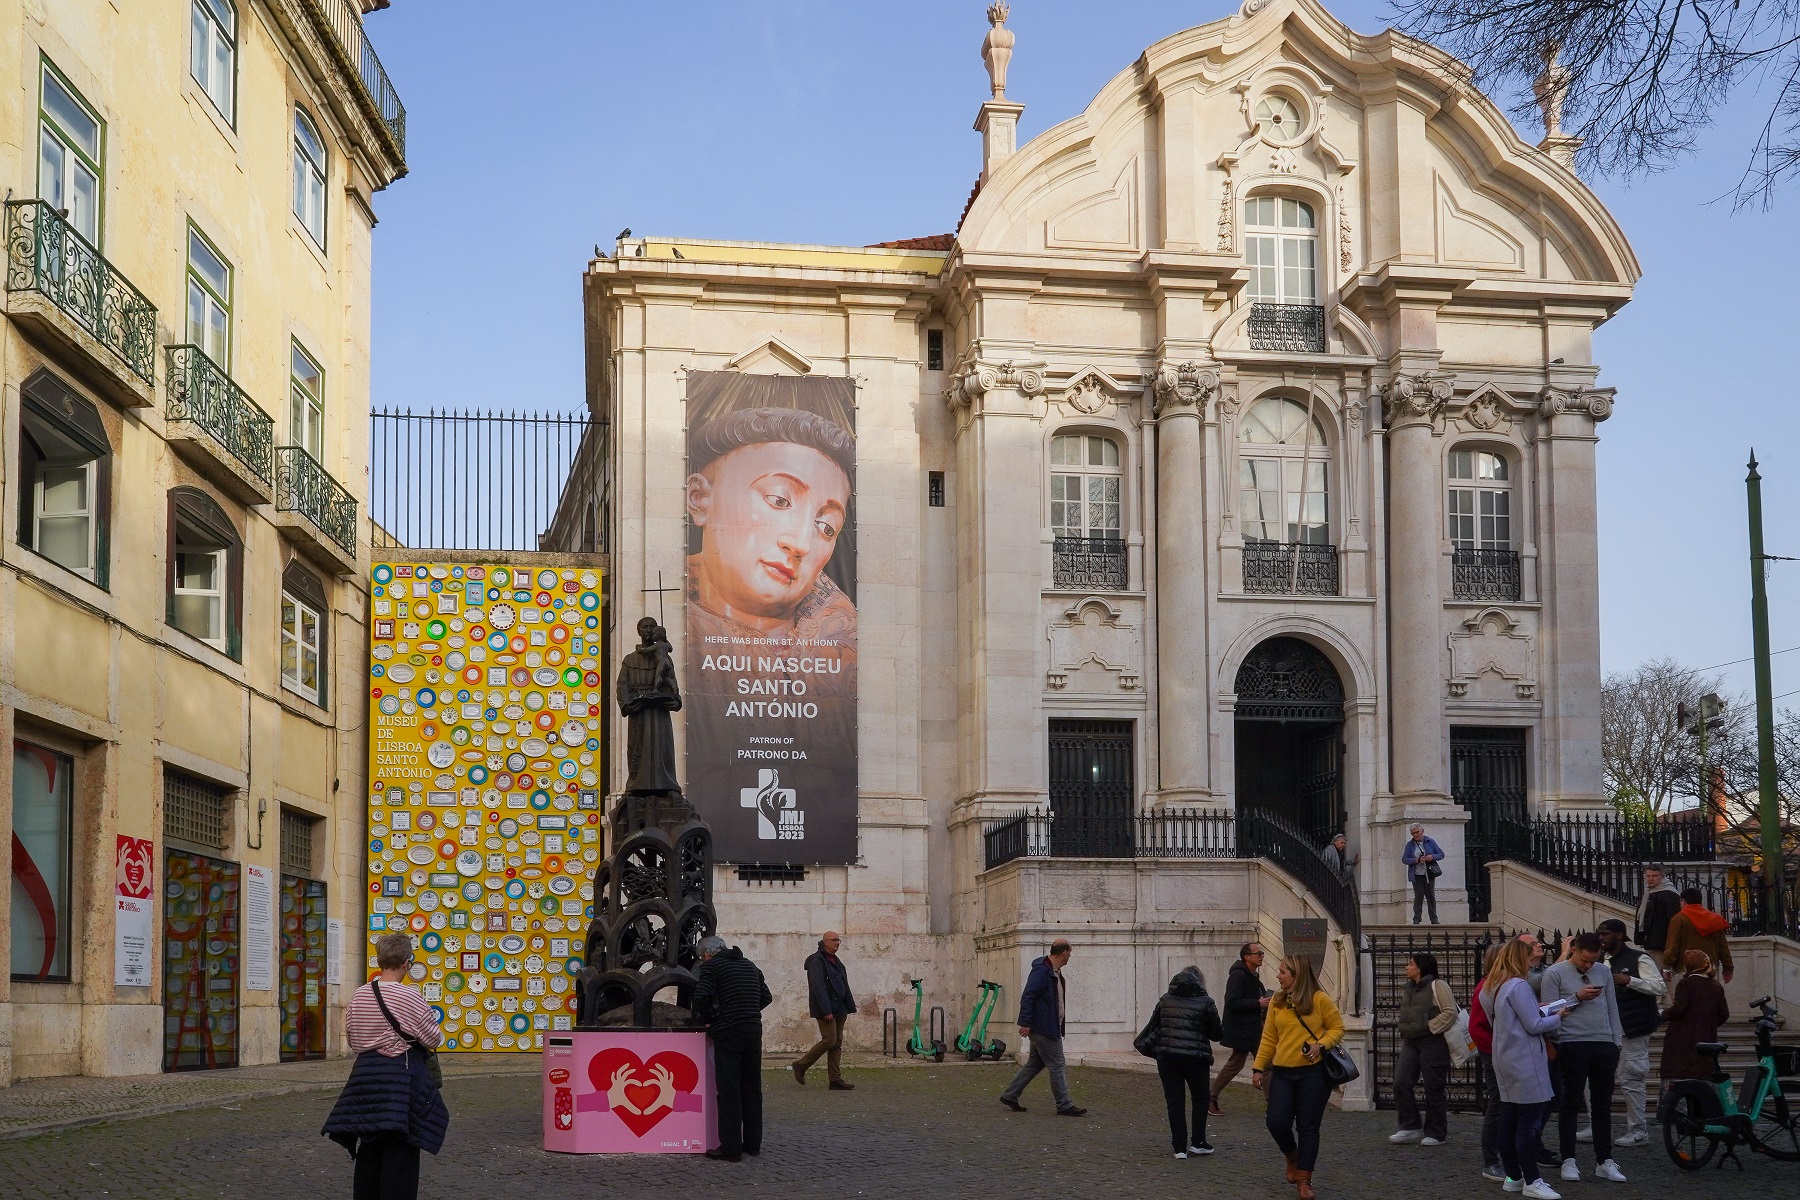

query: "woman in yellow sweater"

left=1252, top=955, right=1345, bottom=1200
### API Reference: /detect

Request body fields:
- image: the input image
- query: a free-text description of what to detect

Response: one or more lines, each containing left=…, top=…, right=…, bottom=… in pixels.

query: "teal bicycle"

left=1660, top=996, right=1800, bottom=1170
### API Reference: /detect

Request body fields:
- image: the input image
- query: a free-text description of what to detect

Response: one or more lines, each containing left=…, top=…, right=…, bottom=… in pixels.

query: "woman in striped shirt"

left=322, top=933, right=449, bottom=1199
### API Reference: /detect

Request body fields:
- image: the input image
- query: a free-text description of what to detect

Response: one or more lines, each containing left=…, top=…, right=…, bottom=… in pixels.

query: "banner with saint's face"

left=683, top=371, right=857, bottom=864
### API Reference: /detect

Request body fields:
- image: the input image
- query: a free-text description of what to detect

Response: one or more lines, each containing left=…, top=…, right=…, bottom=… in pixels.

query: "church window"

left=1239, top=397, right=1328, bottom=544
left=1244, top=197, right=1317, bottom=305
left=1448, top=450, right=1511, bottom=549
left=1049, top=434, right=1122, bottom=540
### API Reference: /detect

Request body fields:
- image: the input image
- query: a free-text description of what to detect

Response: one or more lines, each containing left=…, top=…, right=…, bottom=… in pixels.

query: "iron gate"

left=1047, top=719, right=1134, bottom=857
left=1451, top=728, right=1528, bottom=923
left=1368, top=929, right=1504, bottom=1110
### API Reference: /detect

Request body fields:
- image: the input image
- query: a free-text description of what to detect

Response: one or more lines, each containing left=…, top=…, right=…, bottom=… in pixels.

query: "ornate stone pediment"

left=1448, top=607, right=1536, bottom=701
left=1151, top=361, right=1220, bottom=416
left=1056, top=367, right=1136, bottom=416
left=1444, top=383, right=1538, bottom=435
left=1045, top=597, right=1141, bottom=692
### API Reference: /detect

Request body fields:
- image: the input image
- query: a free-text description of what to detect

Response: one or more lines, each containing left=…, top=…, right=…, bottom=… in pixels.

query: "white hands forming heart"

left=604, top=1063, right=678, bottom=1116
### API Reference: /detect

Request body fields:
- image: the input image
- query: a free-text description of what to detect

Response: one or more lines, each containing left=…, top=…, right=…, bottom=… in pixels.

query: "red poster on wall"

left=114, top=835, right=154, bottom=986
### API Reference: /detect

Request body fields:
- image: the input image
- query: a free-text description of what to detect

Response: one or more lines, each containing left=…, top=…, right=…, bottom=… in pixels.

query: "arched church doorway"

left=1233, top=637, right=1346, bottom=845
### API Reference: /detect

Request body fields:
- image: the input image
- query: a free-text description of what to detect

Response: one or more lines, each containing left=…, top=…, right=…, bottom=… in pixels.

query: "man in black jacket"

left=792, top=931, right=858, bottom=1089
left=1210, top=942, right=1269, bottom=1115
left=1596, top=919, right=1665, bottom=1148
left=694, top=936, right=773, bottom=1161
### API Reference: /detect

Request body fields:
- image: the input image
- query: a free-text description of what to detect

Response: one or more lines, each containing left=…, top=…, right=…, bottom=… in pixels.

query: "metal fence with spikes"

left=368, top=407, right=601, bottom=552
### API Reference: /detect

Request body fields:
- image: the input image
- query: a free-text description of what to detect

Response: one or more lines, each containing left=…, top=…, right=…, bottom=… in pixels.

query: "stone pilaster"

left=1153, top=361, right=1218, bottom=804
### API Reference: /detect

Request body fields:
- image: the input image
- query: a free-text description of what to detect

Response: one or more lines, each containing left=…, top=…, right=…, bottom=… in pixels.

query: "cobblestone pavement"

left=2, top=1061, right=1795, bottom=1199
left=0, top=1055, right=535, bottom=1139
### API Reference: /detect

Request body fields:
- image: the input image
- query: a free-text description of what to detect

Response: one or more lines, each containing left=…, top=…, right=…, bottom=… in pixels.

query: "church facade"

left=562, top=0, right=1636, bottom=1058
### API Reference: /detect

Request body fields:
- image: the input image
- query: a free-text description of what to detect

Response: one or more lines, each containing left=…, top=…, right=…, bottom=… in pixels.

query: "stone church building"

left=559, top=0, right=1636, bottom=1069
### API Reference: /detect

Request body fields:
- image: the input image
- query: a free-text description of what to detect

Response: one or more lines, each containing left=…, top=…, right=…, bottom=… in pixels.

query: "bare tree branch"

left=1393, top=0, right=1800, bottom=206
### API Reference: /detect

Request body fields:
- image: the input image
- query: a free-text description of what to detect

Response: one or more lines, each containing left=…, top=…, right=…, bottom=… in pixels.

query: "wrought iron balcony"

left=1243, top=540, right=1339, bottom=595
left=1452, top=547, right=1521, bottom=601
left=276, top=446, right=358, bottom=557
left=166, top=346, right=275, bottom=489
left=302, top=0, right=406, bottom=157
left=1052, top=535, right=1128, bottom=590
left=983, top=808, right=1238, bottom=870
left=1248, top=302, right=1326, bottom=353
left=5, top=198, right=157, bottom=385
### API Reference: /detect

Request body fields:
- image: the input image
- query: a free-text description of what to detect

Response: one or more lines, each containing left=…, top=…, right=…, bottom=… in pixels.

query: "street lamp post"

left=1746, top=452, right=1785, bottom=929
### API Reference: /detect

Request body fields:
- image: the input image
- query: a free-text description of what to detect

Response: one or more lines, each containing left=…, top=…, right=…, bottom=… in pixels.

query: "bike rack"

left=882, top=1007, right=898, bottom=1058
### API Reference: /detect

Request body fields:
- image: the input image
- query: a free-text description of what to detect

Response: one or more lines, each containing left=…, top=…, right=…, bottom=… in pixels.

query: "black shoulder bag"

left=1133, top=1001, right=1163, bottom=1058
left=372, top=979, right=443, bottom=1089
left=1295, top=1006, right=1359, bottom=1087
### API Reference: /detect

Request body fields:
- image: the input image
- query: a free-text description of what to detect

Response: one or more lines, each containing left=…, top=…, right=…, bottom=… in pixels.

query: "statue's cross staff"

left=640, top=571, right=682, bottom=626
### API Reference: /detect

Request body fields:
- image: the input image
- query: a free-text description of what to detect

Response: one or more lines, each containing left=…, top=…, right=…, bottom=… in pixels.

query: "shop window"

left=163, top=847, right=240, bottom=1070
left=11, top=741, right=74, bottom=981
left=281, top=560, right=329, bottom=705
left=16, top=369, right=112, bottom=586
left=167, top=488, right=243, bottom=658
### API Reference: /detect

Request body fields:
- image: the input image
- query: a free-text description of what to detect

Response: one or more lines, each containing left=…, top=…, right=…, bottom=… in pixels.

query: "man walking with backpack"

left=1593, top=920, right=1665, bottom=1148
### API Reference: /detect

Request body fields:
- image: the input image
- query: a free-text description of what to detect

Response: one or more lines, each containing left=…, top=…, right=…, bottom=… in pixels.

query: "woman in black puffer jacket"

left=1151, top=966, right=1226, bottom=1158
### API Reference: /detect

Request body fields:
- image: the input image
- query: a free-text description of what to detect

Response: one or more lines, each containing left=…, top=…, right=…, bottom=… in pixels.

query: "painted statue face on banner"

left=686, top=441, right=849, bottom=622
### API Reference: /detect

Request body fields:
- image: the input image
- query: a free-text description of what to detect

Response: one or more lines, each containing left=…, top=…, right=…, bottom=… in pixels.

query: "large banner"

left=368, top=560, right=606, bottom=1051
left=683, top=372, right=858, bottom=863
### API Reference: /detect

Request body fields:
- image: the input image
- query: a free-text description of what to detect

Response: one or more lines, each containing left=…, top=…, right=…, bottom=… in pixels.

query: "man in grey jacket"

left=1537, top=932, right=1626, bottom=1184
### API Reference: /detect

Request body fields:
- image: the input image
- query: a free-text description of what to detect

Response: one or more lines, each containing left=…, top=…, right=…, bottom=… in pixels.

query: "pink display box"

left=543, top=1030, right=717, bottom=1154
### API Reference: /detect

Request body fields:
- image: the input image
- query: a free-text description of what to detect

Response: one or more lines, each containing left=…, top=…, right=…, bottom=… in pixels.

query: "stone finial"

left=1532, top=43, right=1584, bottom=168
left=983, top=2, right=1015, bottom=100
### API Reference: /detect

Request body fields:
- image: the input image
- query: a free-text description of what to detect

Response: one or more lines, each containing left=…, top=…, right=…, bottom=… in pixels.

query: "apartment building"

left=0, top=0, right=404, bottom=1080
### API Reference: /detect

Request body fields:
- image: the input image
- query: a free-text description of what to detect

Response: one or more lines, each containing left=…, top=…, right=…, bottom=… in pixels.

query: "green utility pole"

left=1746, top=453, right=1785, bottom=927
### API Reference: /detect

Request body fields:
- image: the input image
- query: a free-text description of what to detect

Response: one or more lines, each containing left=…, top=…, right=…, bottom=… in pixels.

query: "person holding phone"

left=1251, top=955, right=1344, bottom=1200
left=1486, top=939, right=1566, bottom=1199
left=1538, top=933, right=1626, bottom=1183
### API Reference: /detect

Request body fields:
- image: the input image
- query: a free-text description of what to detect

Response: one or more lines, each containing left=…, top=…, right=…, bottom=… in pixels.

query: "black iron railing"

left=1499, top=811, right=1719, bottom=903
left=1248, top=302, right=1326, bottom=353
left=1452, top=547, right=1521, bottom=601
left=303, top=0, right=406, bottom=157
left=1052, top=535, right=1128, bottom=590
left=1243, top=540, right=1339, bottom=595
left=165, top=346, right=274, bottom=484
left=983, top=808, right=1237, bottom=870
left=1368, top=929, right=1506, bottom=1110
left=276, top=446, right=358, bottom=555
left=370, top=408, right=598, bottom=551
left=5, top=199, right=157, bottom=383
left=1240, top=807, right=1360, bottom=939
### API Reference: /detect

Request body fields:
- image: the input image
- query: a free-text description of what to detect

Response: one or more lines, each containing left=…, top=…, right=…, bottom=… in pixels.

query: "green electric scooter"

left=953, top=980, right=1007, bottom=1061
left=905, top=977, right=947, bottom=1062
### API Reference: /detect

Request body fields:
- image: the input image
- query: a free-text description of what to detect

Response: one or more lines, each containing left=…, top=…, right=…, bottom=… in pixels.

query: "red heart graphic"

left=588, top=1047, right=700, bottom=1138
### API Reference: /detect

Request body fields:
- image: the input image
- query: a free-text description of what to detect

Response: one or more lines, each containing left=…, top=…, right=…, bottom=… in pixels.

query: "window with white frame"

left=186, top=226, right=231, bottom=365
left=293, top=108, right=327, bottom=246
left=281, top=561, right=329, bottom=705
left=191, top=0, right=236, bottom=121
left=38, top=61, right=102, bottom=245
left=168, top=488, right=241, bottom=656
left=1239, top=396, right=1329, bottom=544
left=1243, top=196, right=1317, bottom=305
left=281, top=592, right=323, bottom=702
left=290, top=340, right=324, bottom=458
left=17, top=370, right=110, bottom=584
left=1448, top=449, right=1512, bottom=549
left=1049, top=434, right=1122, bottom=541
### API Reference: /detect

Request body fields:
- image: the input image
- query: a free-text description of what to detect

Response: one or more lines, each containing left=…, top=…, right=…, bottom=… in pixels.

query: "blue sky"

left=365, top=1, right=1800, bottom=697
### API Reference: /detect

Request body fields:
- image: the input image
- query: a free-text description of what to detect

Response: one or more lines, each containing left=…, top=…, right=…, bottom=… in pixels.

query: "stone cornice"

left=266, top=0, right=406, bottom=189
